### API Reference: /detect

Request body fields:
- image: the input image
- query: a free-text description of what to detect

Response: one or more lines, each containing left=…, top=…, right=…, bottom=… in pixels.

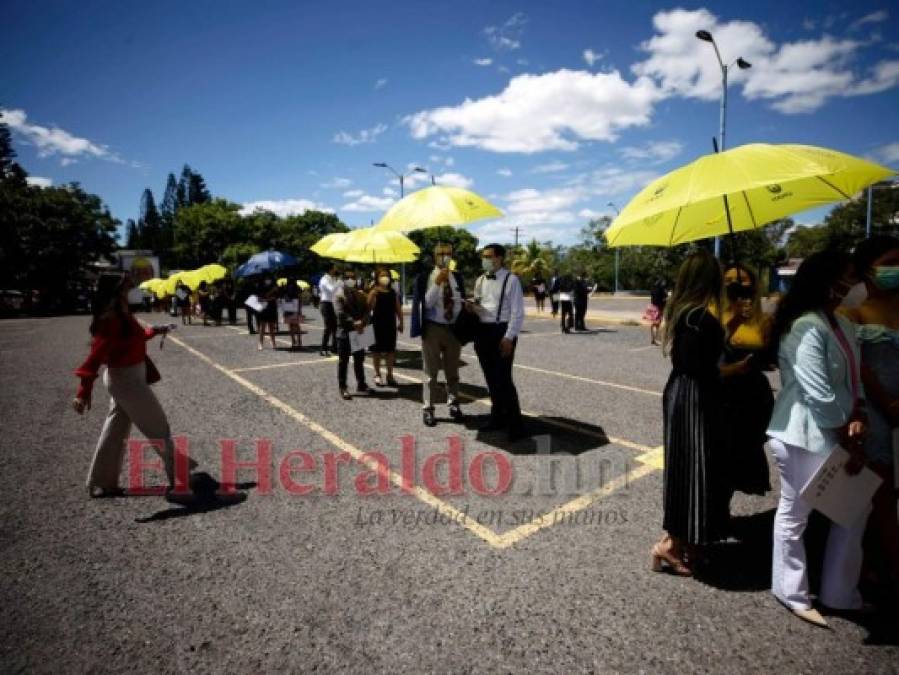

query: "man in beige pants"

left=410, top=243, right=466, bottom=427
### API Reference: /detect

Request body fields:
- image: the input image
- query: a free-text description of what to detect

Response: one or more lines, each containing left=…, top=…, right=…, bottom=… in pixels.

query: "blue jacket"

left=767, top=311, right=865, bottom=454
left=410, top=269, right=465, bottom=338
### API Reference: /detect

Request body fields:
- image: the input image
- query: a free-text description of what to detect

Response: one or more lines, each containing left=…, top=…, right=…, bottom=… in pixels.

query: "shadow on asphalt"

left=135, top=473, right=255, bottom=524
left=696, top=509, right=775, bottom=592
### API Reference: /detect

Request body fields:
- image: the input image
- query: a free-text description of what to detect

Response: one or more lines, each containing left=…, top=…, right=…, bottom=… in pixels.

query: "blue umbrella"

left=234, top=250, right=299, bottom=278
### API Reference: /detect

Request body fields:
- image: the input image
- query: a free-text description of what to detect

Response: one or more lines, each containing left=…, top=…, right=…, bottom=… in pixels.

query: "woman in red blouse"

left=73, top=273, right=192, bottom=497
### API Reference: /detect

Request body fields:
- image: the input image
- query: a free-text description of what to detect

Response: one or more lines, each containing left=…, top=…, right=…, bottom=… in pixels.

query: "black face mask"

left=726, top=282, right=755, bottom=301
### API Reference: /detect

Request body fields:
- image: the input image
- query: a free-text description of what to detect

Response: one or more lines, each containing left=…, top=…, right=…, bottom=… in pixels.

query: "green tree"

left=138, top=188, right=161, bottom=251
left=510, top=239, right=554, bottom=284
left=172, top=199, right=247, bottom=267
left=158, top=172, right=179, bottom=262
left=125, top=218, right=140, bottom=248
left=188, top=171, right=211, bottom=204
left=406, top=226, right=481, bottom=293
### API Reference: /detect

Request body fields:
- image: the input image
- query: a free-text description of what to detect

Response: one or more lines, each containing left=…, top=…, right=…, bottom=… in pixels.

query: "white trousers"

left=88, top=363, right=178, bottom=489
left=769, top=437, right=870, bottom=610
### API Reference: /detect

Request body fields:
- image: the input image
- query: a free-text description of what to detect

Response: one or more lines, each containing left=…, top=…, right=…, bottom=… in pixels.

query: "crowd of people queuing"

left=71, top=235, right=897, bottom=628
left=653, top=236, right=899, bottom=626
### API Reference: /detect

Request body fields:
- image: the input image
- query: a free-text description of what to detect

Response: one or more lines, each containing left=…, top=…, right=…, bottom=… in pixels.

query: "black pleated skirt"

left=662, top=373, right=728, bottom=545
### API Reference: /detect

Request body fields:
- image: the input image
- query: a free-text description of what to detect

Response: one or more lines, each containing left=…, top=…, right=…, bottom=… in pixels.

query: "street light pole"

left=372, top=162, right=428, bottom=303
left=607, top=202, right=621, bottom=294
left=696, top=30, right=751, bottom=259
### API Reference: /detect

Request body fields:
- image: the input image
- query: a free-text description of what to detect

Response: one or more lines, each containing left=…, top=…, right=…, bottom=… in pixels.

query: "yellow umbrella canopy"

left=139, top=278, right=163, bottom=291
left=338, top=228, right=421, bottom=263
left=373, top=185, right=503, bottom=232
left=604, top=143, right=896, bottom=247
left=162, top=270, right=202, bottom=296
left=195, top=263, right=227, bottom=283
left=310, top=232, right=350, bottom=259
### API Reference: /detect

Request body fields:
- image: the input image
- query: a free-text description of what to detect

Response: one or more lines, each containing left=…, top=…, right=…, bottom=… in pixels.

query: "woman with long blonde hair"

left=651, top=250, right=726, bottom=576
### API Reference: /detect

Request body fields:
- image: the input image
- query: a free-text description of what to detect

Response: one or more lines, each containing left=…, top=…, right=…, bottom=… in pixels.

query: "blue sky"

left=3, top=1, right=898, bottom=245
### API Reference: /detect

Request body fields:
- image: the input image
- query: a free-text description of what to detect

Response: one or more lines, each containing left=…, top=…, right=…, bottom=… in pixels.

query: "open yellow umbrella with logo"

left=604, top=144, right=896, bottom=247
left=373, top=185, right=502, bottom=232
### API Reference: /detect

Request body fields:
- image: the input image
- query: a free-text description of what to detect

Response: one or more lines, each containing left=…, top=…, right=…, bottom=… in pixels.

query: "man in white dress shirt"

left=411, top=243, right=466, bottom=427
left=468, top=243, right=527, bottom=441
left=318, top=262, right=341, bottom=356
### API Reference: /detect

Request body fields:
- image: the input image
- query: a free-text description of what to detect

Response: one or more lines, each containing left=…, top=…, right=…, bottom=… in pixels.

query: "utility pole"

left=512, top=227, right=521, bottom=248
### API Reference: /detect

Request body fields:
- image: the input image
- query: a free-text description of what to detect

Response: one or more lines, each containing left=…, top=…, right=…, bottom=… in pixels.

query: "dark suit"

left=548, top=276, right=561, bottom=316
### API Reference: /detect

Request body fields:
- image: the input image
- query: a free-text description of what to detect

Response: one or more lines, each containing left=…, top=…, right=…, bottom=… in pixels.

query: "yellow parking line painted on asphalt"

left=496, top=461, right=659, bottom=548
left=167, top=333, right=505, bottom=548
left=232, top=356, right=338, bottom=373
left=635, top=446, right=664, bottom=469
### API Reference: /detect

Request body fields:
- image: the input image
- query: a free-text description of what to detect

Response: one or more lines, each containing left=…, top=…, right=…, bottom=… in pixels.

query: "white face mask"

left=378, top=276, right=390, bottom=286
left=482, top=257, right=496, bottom=273
left=345, top=278, right=356, bottom=289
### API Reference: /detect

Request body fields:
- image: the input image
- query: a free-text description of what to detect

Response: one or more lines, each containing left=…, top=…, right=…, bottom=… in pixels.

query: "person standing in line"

left=368, top=266, right=403, bottom=388
left=411, top=243, right=466, bottom=427
left=718, top=266, right=773, bottom=508
left=72, top=273, right=196, bottom=498
left=842, top=235, right=899, bottom=598
left=468, top=243, right=526, bottom=441
left=645, top=279, right=667, bottom=346
left=558, top=274, right=575, bottom=333
left=244, top=278, right=258, bottom=335
left=651, top=251, right=726, bottom=578
left=319, top=263, right=341, bottom=357
left=282, top=277, right=303, bottom=350
left=548, top=270, right=561, bottom=318
left=222, top=277, right=237, bottom=325
left=573, top=271, right=595, bottom=331
left=256, top=276, right=279, bottom=350
left=335, top=269, right=369, bottom=400
left=767, top=250, right=869, bottom=628
left=532, top=273, right=547, bottom=313
left=176, top=281, right=192, bottom=326
left=197, top=281, right=211, bottom=327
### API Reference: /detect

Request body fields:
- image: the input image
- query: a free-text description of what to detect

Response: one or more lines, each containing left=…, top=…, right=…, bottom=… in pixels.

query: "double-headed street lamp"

left=695, top=29, right=752, bottom=258
left=372, top=162, right=428, bottom=198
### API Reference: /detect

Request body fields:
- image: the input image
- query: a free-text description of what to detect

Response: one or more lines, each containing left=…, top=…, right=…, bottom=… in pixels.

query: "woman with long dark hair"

left=651, top=250, right=726, bottom=577
left=73, top=274, right=194, bottom=498
left=367, top=266, right=402, bottom=386
left=767, top=250, right=868, bottom=627
left=843, top=235, right=899, bottom=598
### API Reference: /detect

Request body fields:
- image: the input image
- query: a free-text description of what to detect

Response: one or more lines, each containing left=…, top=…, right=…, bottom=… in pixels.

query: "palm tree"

left=511, top=239, right=552, bottom=284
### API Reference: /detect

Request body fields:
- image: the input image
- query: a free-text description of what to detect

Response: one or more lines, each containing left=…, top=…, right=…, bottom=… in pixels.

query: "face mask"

left=378, top=276, right=390, bottom=286
left=482, top=257, right=495, bottom=273
left=345, top=279, right=356, bottom=289
left=437, top=255, right=452, bottom=268
left=872, top=266, right=899, bottom=290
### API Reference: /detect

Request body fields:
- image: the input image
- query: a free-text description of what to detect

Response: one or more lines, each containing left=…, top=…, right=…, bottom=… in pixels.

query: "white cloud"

left=484, top=12, right=527, bottom=52
left=583, top=49, right=602, bottom=67
left=343, top=189, right=364, bottom=198
left=578, top=208, right=614, bottom=220
left=374, top=78, right=388, bottom=90
left=383, top=186, right=397, bottom=196
left=497, top=168, right=513, bottom=177
left=474, top=58, right=493, bottom=66
left=619, top=140, right=683, bottom=164
left=872, top=141, right=899, bottom=165
left=1, top=107, right=126, bottom=164
left=435, top=172, right=473, bottom=189
left=405, top=69, right=660, bottom=153
left=26, top=176, right=52, bottom=188
left=341, top=194, right=396, bottom=212
left=240, top=199, right=334, bottom=217
left=321, top=177, right=353, bottom=189
left=850, top=10, right=888, bottom=31
left=60, top=157, right=77, bottom=167
left=632, top=8, right=899, bottom=115
left=333, top=123, right=388, bottom=146
left=531, top=161, right=569, bottom=173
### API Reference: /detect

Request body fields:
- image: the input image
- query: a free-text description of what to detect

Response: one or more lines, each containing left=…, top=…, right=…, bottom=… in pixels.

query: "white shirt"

left=424, top=268, right=463, bottom=324
left=474, top=267, right=524, bottom=340
left=319, top=273, right=342, bottom=303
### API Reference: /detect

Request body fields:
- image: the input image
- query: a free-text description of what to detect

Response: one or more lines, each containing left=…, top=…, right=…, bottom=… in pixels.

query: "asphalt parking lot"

left=1, top=308, right=896, bottom=673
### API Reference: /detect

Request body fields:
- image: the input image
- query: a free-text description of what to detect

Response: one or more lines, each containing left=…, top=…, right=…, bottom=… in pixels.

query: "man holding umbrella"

left=411, top=242, right=465, bottom=427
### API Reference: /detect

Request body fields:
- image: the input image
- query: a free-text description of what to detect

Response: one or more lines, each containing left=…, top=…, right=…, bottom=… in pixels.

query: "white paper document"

left=349, top=325, right=375, bottom=353
left=243, top=295, right=264, bottom=313
left=799, top=446, right=882, bottom=528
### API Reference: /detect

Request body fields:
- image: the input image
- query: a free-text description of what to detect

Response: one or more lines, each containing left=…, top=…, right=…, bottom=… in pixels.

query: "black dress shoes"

left=423, top=408, right=437, bottom=427
left=448, top=402, right=463, bottom=421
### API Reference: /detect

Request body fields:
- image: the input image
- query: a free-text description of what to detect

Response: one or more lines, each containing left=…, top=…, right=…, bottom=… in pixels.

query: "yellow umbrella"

left=390, top=269, right=400, bottom=281
left=373, top=185, right=503, bottom=232
left=162, top=270, right=202, bottom=296
left=195, top=263, right=227, bottom=284
left=338, top=228, right=420, bottom=263
left=604, top=143, right=896, bottom=247
left=310, top=232, right=350, bottom=258
left=139, top=278, right=163, bottom=291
